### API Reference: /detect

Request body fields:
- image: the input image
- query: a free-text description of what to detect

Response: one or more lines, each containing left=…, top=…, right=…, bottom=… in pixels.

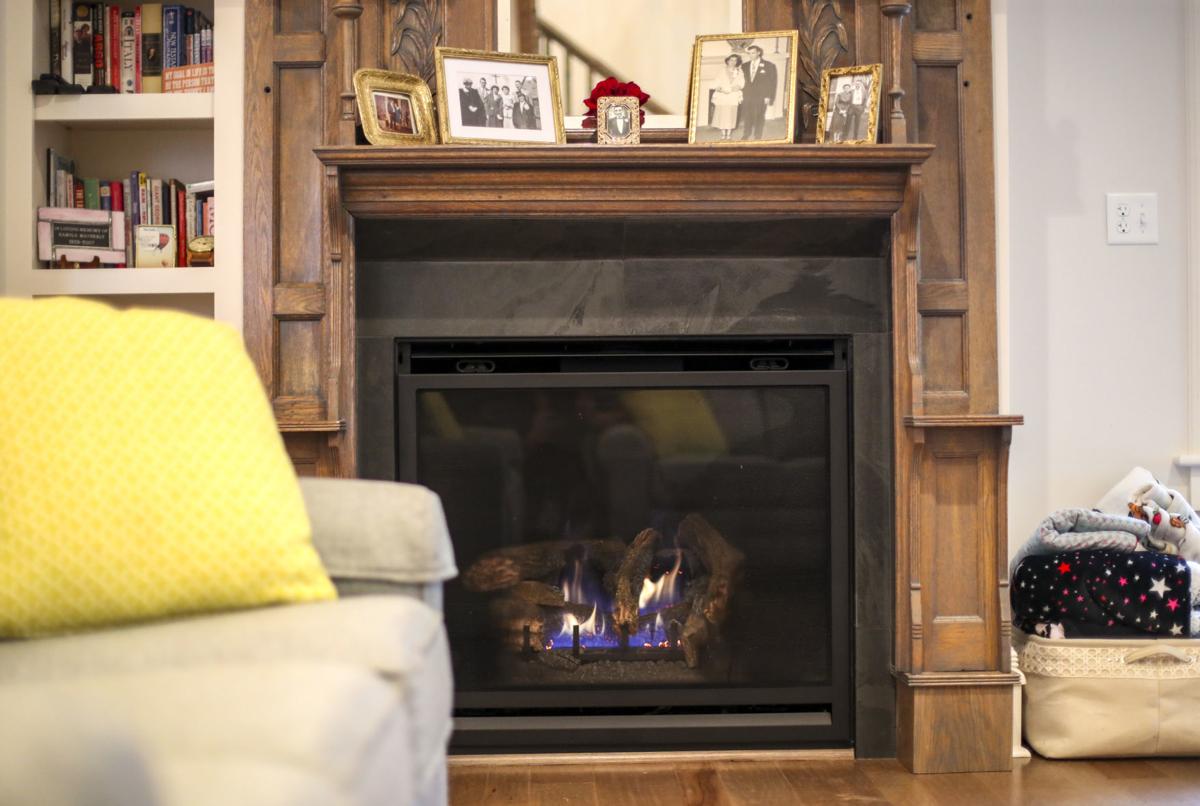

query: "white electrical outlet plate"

left=1107, top=192, right=1159, bottom=245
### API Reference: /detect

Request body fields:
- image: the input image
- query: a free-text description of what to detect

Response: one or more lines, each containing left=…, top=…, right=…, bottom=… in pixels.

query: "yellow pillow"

left=620, top=390, right=729, bottom=457
left=0, top=298, right=335, bottom=638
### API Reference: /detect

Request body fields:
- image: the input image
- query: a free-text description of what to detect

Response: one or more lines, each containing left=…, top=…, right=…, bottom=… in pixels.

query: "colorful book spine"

left=111, top=180, right=126, bottom=267
left=184, top=8, right=195, bottom=65
left=108, top=5, right=120, bottom=90
left=140, top=3, right=163, bottom=93
left=176, top=185, right=186, bottom=267
left=72, top=3, right=93, bottom=88
left=123, top=177, right=134, bottom=265
left=163, top=5, right=182, bottom=70
left=83, top=177, right=100, bottom=210
left=99, top=180, right=111, bottom=211
left=120, top=11, right=136, bottom=93
left=90, top=4, right=104, bottom=87
left=134, top=6, right=142, bottom=92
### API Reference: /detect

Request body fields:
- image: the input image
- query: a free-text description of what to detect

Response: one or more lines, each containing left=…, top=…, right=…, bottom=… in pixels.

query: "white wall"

left=1003, top=0, right=1189, bottom=553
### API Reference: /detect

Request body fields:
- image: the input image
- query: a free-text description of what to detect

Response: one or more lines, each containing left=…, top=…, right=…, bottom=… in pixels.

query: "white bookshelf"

left=1, top=0, right=244, bottom=330
left=34, top=91, right=215, bottom=127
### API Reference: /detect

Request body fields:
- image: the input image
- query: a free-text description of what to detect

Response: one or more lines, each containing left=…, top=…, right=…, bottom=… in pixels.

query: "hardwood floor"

left=449, top=757, right=1200, bottom=805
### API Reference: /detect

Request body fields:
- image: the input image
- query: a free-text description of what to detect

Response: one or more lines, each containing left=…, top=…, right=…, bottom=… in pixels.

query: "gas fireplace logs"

left=463, top=514, right=744, bottom=670
left=612, top=528, right=662, bottom=638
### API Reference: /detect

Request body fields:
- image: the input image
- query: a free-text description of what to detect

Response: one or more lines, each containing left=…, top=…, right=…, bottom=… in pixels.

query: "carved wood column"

left=881, top=2, right=911, bottom=143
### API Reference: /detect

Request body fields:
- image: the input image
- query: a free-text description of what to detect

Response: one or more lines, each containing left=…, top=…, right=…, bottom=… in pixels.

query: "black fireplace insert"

left=394, top=337, right=852, bottom=751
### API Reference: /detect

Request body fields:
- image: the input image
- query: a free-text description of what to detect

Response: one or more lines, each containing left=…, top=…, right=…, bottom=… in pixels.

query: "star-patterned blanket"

left=1012, top=549, right=1193, bottom=638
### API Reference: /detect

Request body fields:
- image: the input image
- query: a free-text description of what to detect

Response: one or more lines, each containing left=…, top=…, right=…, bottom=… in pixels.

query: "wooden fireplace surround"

left=244, top=0, right=1016, bottom=774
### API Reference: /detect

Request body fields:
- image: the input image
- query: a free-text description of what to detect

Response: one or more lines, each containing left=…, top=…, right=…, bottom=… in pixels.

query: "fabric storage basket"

left=1018, top=634, right=1200, bottom=758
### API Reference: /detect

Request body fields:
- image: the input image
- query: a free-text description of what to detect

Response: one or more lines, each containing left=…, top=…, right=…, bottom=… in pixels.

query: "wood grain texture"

left=897, top=682, right=1012, bottom=773
left=246, top=0, right=1016, bottom=773
left=451, top=758, right=1200, bottom=803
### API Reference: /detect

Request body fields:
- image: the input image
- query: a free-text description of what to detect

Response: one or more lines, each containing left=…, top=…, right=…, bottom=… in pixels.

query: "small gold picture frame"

left=687, top=30, right=800, bottom=145
left=353, top=69, right=436, bottom=146
left=815, top=64, right=883, bottom=145
left=434, top=47, right=565, bottom=145
left=596, top=96, right=640, bottom=145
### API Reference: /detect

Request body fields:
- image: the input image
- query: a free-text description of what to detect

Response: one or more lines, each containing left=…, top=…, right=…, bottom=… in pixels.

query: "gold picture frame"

left=815, top=64, right=883, bottom=145
left=353, top=69, right=436, bottom=146
left=434, top=47, right=565, bottom=145
left=687, top=30, right=800, bottom=146
left=596, top=96, right=640, bottom=145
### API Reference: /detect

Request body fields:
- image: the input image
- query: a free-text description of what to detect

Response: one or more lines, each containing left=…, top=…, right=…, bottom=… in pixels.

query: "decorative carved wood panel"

left=245, top=0, right=1015, bottom=773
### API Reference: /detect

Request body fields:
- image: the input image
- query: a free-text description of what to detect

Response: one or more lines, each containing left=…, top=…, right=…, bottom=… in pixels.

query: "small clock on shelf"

left=187, top=235, right=214, bottom=267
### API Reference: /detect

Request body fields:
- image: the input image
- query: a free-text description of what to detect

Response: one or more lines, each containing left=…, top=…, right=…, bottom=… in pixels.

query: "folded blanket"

left=1012, top=549, right=1192, bottom=638
left=1129, top=481, right=1200, bottom=562
left=1008, top=509, right=1150, bottom=580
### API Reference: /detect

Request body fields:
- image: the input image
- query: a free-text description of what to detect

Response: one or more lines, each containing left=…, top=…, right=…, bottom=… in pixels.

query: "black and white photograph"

left=372, top=91, right=416, bottom=136
left=596, top=95, right=640, bottom=145
left=816, top=64, right=882, bottom=145
left=435, top=48, right=564, bottom=145
left=687, top=30, right=799, bottom=145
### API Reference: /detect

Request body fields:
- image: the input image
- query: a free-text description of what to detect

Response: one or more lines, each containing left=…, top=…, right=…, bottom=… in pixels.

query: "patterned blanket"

left=1012, top=549, right=1192, bottom=638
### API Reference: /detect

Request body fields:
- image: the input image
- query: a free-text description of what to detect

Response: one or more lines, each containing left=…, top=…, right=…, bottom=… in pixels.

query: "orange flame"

left=638, top=550, right=684, bottom=613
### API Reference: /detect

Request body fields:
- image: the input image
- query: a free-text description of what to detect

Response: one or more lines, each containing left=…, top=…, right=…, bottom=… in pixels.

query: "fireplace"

left=394, top=338, right=851, bottom=749
left=355, top=215, right=896, bottom=753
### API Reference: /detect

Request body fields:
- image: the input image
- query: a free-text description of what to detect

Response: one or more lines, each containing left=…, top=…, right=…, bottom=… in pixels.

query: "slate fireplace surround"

left=355, top=217, right=896, bottom=754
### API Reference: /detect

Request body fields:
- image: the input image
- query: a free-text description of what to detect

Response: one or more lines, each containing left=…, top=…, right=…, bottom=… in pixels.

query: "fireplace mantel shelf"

left=313, top=143, right=935, bottom=220
left=314, top=143, right=935, bottom=170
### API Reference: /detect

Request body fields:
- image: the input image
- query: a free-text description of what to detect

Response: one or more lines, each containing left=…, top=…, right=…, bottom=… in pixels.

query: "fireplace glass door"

left=396, top=339, right=851, bottom=748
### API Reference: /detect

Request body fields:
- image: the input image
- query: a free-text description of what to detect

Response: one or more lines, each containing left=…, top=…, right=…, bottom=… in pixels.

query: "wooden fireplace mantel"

left=276, top=142, right=1022, bottom=773
left=246, top=0, right=1006, bottom=774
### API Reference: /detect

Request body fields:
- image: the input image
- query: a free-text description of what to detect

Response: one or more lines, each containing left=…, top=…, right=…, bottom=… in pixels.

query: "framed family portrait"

left=687, top=30, right=799, bottom=145
left=596, top=96, right=640, bottom=145
left=353, top=69, right=436, bottom=146
left=434, top=48, right=565, bottom=145
left=816, top=64, right=883, bottom=145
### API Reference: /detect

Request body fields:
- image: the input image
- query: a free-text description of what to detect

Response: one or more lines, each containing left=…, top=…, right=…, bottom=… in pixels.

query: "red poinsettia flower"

left=581, top=76, right=651, bottom=128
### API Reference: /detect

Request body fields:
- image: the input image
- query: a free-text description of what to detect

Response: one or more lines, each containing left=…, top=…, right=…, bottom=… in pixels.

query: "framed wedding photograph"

left=434, top=48, right=565, bottom=145
left=596, top=96, right=640, bottom=145
left=687, top=30, right=799, bottom=146
left=816, top=64, right=883, bottom=145
left=353, top=69, right=436, bottom=146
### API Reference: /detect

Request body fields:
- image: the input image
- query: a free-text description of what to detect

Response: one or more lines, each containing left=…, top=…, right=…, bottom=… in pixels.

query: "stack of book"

left=47, top=148, right=214, bottom=268
left=49, top=3, right=214, bottom=93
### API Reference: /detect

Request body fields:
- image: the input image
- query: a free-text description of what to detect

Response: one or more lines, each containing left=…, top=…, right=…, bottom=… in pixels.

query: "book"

left=60, top=0, right=73, bottom=82
left=137, top=171, right=149, bottom=228
left=120, top=11, right=136, bottom=92
left=150, top=178, right=163, bottom=225
left=73, top=182, right=84, bottom=209
left=71, top=3, right=93, bottom=88
left=135, top=8, right=143, bottom=92
left=99, top=180, right=112, bottom=211
left=50, top=0, right=61, bottom=76
left=90, top=3, right=104, bottom=86
left=108, top=5, right=120, bottom=90
left=164, top=5, right=183, bottom=70
left=176, top=185, right=187, bottom=267
left=185, top=8, right=195, bottom=65
left=83, top=177, right=100, bottom=210
left=111, top=181, right=126, bottom=267
left=46, top=149, right=75, bottom=207
left=140, top=3, right=163, bottom=93
left=163, top=63, right=213, bottom=93
left=122, top=177, right=133, bottom=265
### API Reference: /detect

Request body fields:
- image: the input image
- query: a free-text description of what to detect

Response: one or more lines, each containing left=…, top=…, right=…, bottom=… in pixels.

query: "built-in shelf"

left=26, top=267, right=217, bottom=296
left=34, top=92, right=214, bottom=129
